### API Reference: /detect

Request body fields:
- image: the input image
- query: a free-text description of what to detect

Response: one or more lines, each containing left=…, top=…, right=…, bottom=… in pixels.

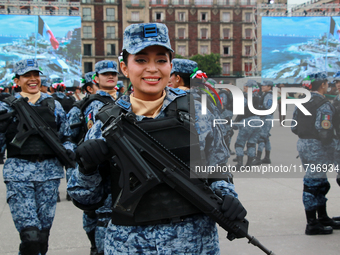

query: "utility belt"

left=298, top=135, right=319, bottom=140
left=9, top=154, right=56, bottom=162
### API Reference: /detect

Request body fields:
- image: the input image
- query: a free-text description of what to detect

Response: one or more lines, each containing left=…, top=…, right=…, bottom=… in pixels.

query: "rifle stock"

left=101, top=112, right=275, bottom=255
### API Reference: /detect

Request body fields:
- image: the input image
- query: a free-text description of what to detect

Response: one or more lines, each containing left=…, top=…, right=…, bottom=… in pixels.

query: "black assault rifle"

left=101, top=112, right=275, bottom=255
left=2, top=96, right=75, bottom=168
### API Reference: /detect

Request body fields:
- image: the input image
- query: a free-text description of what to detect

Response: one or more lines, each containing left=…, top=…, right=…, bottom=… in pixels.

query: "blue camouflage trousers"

left=257, top=115, right=273, bottom=153
left=6, top=179, right=60, bottom=233
left=235, top=117, right=261, bottom=157
left=297, top=139, right=334, bottom=211
left=104, top=215, right=220, bottom=255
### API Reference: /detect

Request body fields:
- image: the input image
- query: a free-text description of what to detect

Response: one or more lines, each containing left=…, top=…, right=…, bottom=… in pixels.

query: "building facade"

left=80, top=0, right=259, bottom=77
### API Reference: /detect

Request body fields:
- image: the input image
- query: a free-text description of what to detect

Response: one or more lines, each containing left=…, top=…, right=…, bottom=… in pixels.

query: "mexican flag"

left=38, top=16, right=59, bottom=50
left=330, top=17, right=340, bottom=42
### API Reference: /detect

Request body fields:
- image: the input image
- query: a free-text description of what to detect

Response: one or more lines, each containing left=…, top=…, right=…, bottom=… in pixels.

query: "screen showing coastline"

left=0, top=15, right=81, bottom=87
left=262, top=16, right=340, bottom=83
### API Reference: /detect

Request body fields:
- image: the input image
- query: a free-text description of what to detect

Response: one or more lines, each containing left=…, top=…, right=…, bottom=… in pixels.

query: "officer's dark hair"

left=15, top=74, right=20, bottom=79
left=311, top=79, right=327, bottom=91
left=122, top=49, right=173, bottom=66
left=172, top=72, right=191, bottom=88
left=83, top=82, right=98, bottom=93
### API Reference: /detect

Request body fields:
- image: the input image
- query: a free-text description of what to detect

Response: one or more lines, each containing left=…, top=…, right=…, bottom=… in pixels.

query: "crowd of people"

left=0, top=22, right=339, bottom=255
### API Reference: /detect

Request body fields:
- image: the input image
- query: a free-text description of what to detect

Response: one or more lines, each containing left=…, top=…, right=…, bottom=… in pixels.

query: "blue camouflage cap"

left=95, top=60, right=119, bottom=74
left=14, top=59, right=43, bottom=76
left=309, top=71, right=328, bottom=81
left=244, top=79, right=258, bottom=87
left=122, top=23, right=174, bottom=54
left=116, top=80, right=124, bottom=87
left=84, top=71, right=96, bottom=84
left=171, top=59, right=198, bottom=75
left=41, top=77, right=49, bottom=87
left=261, top=80, right=274, bottom=86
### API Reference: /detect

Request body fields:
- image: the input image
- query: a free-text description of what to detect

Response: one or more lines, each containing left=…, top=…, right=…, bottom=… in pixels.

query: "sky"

left=0, top=15, right=80, bottom=37
left=262, top=17, right=340, bottom=37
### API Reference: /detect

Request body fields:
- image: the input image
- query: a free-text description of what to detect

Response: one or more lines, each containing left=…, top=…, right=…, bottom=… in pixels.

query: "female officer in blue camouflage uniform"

left=0, top=59, right=75, bottom=255
left=68, top=23, right=247, bottom=254
left=292, top=72, right=340, bottom=235
left=67, top=63, right=118, bottom=255
left=169, top=58, right=230, bottom=153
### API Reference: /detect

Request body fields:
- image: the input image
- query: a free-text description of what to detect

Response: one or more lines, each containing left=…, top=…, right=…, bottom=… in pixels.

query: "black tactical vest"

left=52, top=93, right=75, bottom=113
left=96, top=94, right=204, bottom=225
left=71, top=94, right=114, bottom=144
left=295, top=96, right=329, bottom=139
left=6, top=97, right=58, bottom=159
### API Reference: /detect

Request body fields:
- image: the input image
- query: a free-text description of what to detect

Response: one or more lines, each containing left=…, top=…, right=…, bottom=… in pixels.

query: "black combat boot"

left=261, top=150, right=271, bottom=164
left=86, top=229, right=98, bottom=255
left=317, top=204, right=340, bottom=229
left=245, top=156, right=255, bottom=167
left=235, top=156, right=243, bottom=171
left=305, top=209, right=333, bottom=235
left=252, top=151, right=262, bottom=165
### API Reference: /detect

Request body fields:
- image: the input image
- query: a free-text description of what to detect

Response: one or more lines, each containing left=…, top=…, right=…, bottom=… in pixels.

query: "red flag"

left=38, top=16, right=59, bottom=50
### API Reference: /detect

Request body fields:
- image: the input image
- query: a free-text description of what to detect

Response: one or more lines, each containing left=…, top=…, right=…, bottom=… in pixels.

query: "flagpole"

left=35, top=15, right=38, bottom=60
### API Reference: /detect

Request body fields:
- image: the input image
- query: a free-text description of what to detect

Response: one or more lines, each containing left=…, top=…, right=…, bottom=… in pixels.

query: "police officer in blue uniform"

left=233, top=80, right=261, bottom=170
left=0, top=59, right=75, bottom=255
left=68, top=23, right=246, bottom=254
left=67, top=64, right=118, bottom=255
left=292, top=72, right=340, bottom=235
left=253, top=80, right=274, bottom=165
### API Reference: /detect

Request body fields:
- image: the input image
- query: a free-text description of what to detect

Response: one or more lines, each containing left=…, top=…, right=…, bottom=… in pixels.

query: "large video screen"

left=262, top=16, right=340, bottom=83
left=0, top=15, right=81, bottom=87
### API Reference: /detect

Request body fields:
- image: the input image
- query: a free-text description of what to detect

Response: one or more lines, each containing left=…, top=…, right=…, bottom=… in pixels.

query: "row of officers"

left=0, top=22, right=339, bottom=255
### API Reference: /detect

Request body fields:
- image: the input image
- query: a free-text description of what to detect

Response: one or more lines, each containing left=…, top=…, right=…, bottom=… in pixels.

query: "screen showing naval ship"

left=0, top=15, right=81, bottom=87
left=262, top=16, right=340, bottom=83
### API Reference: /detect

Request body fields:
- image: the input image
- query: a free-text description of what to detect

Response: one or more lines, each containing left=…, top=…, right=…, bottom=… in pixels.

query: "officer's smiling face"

left=120, top=45, right=172, bottom=101
left=14, top=71, right=41, bottom=94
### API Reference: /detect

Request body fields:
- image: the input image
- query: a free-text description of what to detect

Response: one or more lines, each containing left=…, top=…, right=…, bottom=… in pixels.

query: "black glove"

left=66, top=149, right=76, bottom=169
left=221, top=195, right=247, bottom=221
left=337, top=173, right=340, bottom=187
left=76, top=139, right=111, bottom=175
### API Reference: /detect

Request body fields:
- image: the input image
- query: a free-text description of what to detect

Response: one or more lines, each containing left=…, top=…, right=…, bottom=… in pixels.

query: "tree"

left=189, top=53, right=222, bottom=76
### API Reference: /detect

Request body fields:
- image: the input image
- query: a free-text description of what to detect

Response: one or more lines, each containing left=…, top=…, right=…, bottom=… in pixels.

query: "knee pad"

left=39, top=229, right=50, bottom=255
left=319, top=181, right=330, bottom=196
left=247, top=143, right=256, bottom=150
left=235, top=143, right=243, bottom=150
left=19, top=227, right=40, bottom=255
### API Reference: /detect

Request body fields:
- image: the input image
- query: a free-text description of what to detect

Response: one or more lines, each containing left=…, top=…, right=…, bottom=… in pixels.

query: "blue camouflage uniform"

left=68, top=86, right=236, bottom=254
left=292, top=72, right=339, bottom=234
left=68, top=22, right=243, bottom=255
left=234, top=80, right=261, bottom=168
left=292, top=92, right=335, bottom=207
left=0, top=57, right=75, bottom=255
left=67, top=63, right=118, bottom=255
left=256, top=80, right=274, bottom=160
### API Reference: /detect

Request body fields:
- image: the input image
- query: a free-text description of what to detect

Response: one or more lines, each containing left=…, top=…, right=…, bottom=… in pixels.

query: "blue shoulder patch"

left=170, top=87, right=186, bottom=96
left=116, top=99, right=131, bottom=111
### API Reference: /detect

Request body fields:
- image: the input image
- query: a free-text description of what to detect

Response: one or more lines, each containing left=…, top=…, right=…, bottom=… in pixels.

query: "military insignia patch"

left=87, top=120, right=93, bottom=130
left=321, top=120, right=331, bottom=129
